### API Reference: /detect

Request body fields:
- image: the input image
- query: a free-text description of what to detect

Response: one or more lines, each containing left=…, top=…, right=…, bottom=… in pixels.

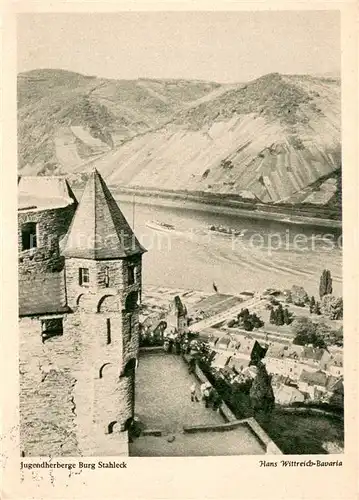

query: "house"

left=208, top=336, right=219, bottom=348
left=211, top=352, right=231, bottom=369
left=216, top=335, right=232, bottom=350
left=194, top=327, right=219, bottom=347
left=300, top=346, right=330, bottom=369
left=321, top=351, right=343, bottom=377
left=227, top=355, right=251, bottom=374
left=273, top=384, right=305, bottom=405
left=238, top=291, right=255, bottom=300
left=235, top=335, right=267, bottom=364
left=165, top=295, right=188, bottom=335
left=242, top=365, right=258, bottom=379
left=325, top=376, right=344, bottom=408
left=264, top=343, right=305, bottom=379
left=298, top=370, right=328, bottom=400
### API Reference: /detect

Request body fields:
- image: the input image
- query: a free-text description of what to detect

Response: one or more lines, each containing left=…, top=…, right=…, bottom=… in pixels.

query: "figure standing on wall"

left=175, top=337, right=181, bottom=354
left=202, top=384, right=211, bottom=408
left=213, top=282, right=218, bottom=293
left=188, top=356, right=196, bottom=374
left=211, top=389, right=221, bottom=412
left=190, top=383, right=199, bottom=402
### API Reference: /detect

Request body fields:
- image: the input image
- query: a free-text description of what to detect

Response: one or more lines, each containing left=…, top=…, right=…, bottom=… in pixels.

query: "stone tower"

left=62, top=169, right=146, bottom=454
left=18, top=176, right=78, bottom=275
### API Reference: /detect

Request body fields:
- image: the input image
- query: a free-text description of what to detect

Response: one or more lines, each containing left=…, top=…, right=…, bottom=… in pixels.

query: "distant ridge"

left=18, top=69, right=341, bottom=204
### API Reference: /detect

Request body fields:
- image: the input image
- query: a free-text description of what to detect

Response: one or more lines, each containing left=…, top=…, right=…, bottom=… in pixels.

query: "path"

left=135, top=352, right=223, bottom=434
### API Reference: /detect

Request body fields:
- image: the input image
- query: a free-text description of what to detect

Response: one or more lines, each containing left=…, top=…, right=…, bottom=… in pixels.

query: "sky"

left=17, top=11, right=340, bottom=83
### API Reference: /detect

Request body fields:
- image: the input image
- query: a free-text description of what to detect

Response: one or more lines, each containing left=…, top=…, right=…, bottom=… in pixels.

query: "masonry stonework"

left=19, top=171, right=145, bottom=456
left=18, top=203, right=76, bottom=274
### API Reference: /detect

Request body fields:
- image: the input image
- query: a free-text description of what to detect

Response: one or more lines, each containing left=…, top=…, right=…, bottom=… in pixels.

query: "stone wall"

left=18, top=204, right=76, bottom=275
left=19, top=315, right=81, bottom=456
left=65, top=257, right=142, bottom=310
left=122, top=311, right=140, bottom=367
left=19, top=307, right=139, bottom=456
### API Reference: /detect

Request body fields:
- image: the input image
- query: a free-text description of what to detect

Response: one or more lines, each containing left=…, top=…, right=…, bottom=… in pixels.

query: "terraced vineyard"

left=18, top=70, right=341, bottom=206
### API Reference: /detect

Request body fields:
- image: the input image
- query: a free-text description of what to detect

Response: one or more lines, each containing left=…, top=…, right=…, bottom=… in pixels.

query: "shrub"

left=290, top=285, right=309, bottom=306
left=320, top=295, right=343, bottom=320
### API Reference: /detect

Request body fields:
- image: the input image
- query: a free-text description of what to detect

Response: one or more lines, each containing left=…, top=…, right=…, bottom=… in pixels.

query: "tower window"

left=79, top=268, right=90, bottom=286
left=127, top=266, right=135, bottom=285
left=41, top=318, right=63, bottom=342
left=106, top=318, right=111, bottom=344
left=104, top=266, right=110, bottom=288
left=125, top=291, right=138, bottom=313
left=128, top=314, right=132, bottom=341
left=21, top=222, right=37, bottom=250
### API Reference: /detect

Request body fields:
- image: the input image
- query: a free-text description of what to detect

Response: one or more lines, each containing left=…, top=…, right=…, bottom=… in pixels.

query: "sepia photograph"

left=16, top=10, right=345, bottom=460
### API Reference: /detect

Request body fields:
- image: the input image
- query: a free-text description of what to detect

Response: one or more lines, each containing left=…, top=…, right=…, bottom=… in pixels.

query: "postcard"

left=1, top=2, right=358, bottom=499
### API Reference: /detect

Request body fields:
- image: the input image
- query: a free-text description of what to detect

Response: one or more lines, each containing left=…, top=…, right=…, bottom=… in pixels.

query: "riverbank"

left=112, top=187, right=342, bottom=230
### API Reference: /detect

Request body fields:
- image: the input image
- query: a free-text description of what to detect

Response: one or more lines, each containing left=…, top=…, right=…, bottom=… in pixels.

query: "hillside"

left=18, top=69, right=219, bottom=173
left=18, top=70, right=341, bottom=204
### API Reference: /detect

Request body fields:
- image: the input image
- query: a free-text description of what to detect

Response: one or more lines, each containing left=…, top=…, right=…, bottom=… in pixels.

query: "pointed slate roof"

left=63, top=169, right=146, bottom=259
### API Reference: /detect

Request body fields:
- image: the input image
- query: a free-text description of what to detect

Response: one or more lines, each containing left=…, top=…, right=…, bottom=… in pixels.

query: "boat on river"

left=146, top=220, right=178, bottom=233
left=207, top=224, right=246, bottom=237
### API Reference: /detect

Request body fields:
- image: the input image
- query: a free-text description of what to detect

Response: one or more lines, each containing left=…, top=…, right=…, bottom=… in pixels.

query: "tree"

left=329, top=380, right=344, bottom=409
left=312, top=335, right=326, bottom=349
left=270, top=304, right=290, bottom=326
left=290, top=285, right=309, bottom=306
left=320, top=295, right=343, bottom=320
left=309, top=296, right=316, bottom=313
left=251, top=313, right=264, bottom=329
left=292, top=316, right=326, bottom=348
left=293, top=331, right=326, bottom=349
left=243, top=319, right=254, bottom=331
left=249, top=362, right=275, bottom=421
left=331, top=325, right=343, bottom=347
left=319, top=269, right=333, bottom=299
left=238, top=308, right=250, bottom=321
left=269, top=307, right=275, bottom=324
left=313, top=301, right=321, bottom=315
left=316, top=323, right=343, bottom=347
left=283, top=307, right=293, bottom=325
left=292, top=316, right=316, bottom=336
left=284, top=290, right=293, bottom=304
left=275, top=303, right=285, bottom=326
left=239, top=309, right=264, bottom=331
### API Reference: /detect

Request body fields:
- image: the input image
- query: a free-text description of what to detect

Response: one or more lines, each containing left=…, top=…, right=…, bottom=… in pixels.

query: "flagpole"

left=132, top=193, right=135, bottom=229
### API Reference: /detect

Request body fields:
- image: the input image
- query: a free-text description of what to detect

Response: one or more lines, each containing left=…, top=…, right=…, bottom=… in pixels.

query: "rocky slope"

left=18, top=70, right=341, bottom=204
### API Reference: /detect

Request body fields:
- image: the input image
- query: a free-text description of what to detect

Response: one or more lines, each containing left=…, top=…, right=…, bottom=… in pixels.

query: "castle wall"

left=122, top=310, right=140, bottom=365
left=20, top=307, right=139, bottom=456
left=19, top=315, right=81, bottom=456
left=65, top=256, right=142, bottom=310
left=65, top=258, right=133, bottom=308
left=18, top=174, right=144, bottom=457
left=18, top=203, right=76, bottom=275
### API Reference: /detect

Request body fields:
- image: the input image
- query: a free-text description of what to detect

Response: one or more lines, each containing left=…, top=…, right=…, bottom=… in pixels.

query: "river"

left=116, top=197, right=342, bottom=298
